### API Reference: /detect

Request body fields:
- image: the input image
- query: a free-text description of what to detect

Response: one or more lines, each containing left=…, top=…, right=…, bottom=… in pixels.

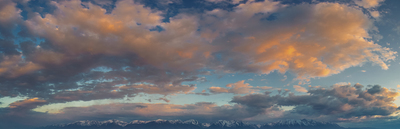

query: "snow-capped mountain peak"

left=67, top=120, right=102, bottom=127
left=265, top=119, right=339, bottom=127
left=130, top=120, right=150, bottom=124
left=101, top=119, right=128, bottom=127
left=183, top=119, right=199, bottom=125
left=202, top=123, right=211, bottom=127
left=213, top=120, right=249, bottom=127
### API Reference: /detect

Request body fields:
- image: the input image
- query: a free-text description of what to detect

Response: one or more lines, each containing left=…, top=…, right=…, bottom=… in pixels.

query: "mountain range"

left=38, top=119, right=375, bottom=129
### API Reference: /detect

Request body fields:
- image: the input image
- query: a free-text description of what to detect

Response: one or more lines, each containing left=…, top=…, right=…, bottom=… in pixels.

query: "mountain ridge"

left=38, top=119, right=375, bottom=129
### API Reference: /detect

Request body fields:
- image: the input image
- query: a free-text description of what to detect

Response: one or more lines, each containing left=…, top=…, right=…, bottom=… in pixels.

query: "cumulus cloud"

left=0, top=0, right=394, bottom=96
left=201, top=0, right=395, bottom=80
left=0, top=0, right=209, bottom=106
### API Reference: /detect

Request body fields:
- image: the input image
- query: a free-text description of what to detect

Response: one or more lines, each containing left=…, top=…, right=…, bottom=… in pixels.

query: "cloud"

left=0, top=0, right=397, bottom=124
left=7, top=98, right=48, bottom=115
left=281, top=75, right=287, bottom=81
left=45, top=83, right=196, bottom=103
left=354, top=0, right=385, bottom=8
left=293, top=85, right=307, bottom=93
left=157, top=97, right=170, bottom=103
left=206, top=0, right=225, bottom=3
left=0, top=102, right=265, bottom=128
left=0, top=0, right=209, bottom=106
left=0, top=84, right=398, bottom=128
left=208, top=80, right=271, bottom=94
left=202, top=1, right=396, bottom=79
left=209, top=80, right=255, bottom=94
left=353, top=0, right=384, bottom=19
left=231, top=83, right=399, bottom=122
left=370, top=10, right=380, bottom=18
left=0, top=55, right=43, bottom=78
left=231, top=93, right=282, bottom=109
left=208, top=87, right=230, bottom=93
left=255, top=86, right=273, bottom=90
left=8, top=98, right=47, bottom=109
left=0, top=0, right=22, bottom=38
left=119, top=84, right=196, bottom=95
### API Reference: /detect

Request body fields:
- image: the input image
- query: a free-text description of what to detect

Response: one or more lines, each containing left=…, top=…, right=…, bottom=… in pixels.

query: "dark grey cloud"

left=231, top=84, right=399, bottom=121
left=231, top=93, right=283, bottom=109
left=367, top=85, right=383, bottom=95
left=0, top=40, right=20, bottom=56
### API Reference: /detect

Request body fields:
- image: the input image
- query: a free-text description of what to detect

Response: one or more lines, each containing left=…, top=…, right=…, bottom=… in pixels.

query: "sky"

left=1, top=0, right=400, bottom=128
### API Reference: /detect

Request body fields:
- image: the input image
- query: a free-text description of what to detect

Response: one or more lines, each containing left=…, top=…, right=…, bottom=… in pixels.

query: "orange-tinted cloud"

left=354, top=0, right=385, bottom=8
left=0, top=0, right=22, bottom=38
left=5, top=0, right=396, bottom=81
left=8, top=97, right=48, bottom=115
left=9, top=98, right=46, bottom=109
left=203, top=1, right=395, bottom=79
left=0, top=55, right=43, bottom=78
left=293, top=85, right=307, bottom=93
left=208, top=80, right=271, bottom=94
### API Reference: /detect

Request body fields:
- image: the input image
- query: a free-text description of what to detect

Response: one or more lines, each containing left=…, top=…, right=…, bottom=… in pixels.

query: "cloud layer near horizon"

left=0, top=0, right=398, bottom=128
left=2, top=83, right=398, bottom=127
